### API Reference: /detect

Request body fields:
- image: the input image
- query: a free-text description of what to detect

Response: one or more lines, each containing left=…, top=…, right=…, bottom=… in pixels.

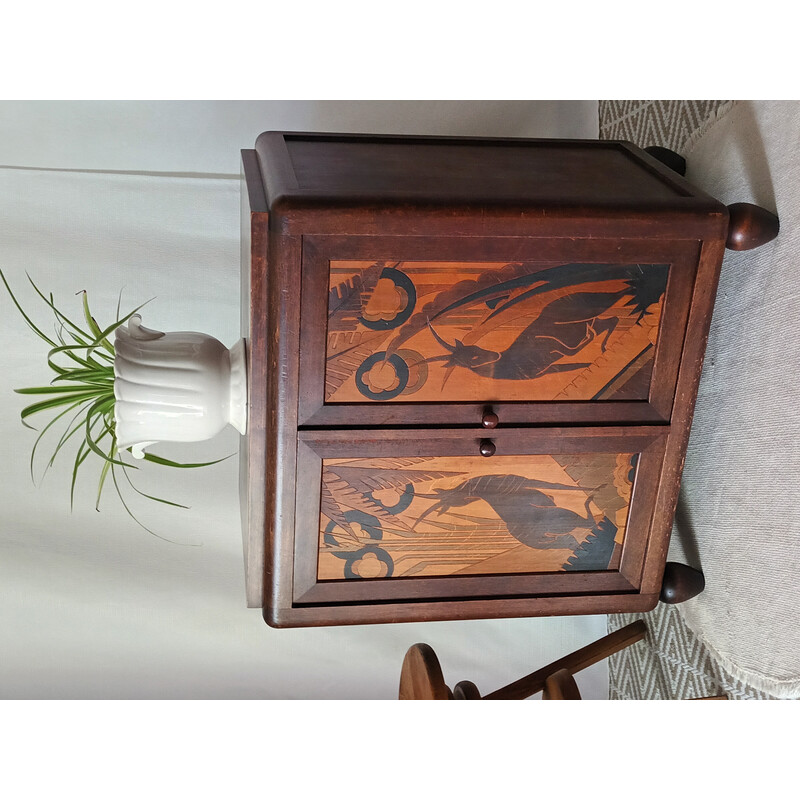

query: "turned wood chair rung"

left=482, top=620, right=647, bottom=700
left=398, top=619, right=729, bottom=700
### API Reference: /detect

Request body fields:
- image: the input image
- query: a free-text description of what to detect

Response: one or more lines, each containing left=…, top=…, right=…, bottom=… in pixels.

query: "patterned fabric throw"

left=600, top=100, right=779, bottom=700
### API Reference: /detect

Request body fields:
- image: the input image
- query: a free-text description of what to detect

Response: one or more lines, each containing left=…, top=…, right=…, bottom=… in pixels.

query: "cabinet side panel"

left=265, top=232, right=303, bottom=618
left=240, top=150, right=268, bottom=608
left=641, top=237, right=728, bottom=594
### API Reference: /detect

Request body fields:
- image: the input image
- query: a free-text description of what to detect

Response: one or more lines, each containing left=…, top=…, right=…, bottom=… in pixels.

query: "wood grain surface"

left=317, top=452, right=637, bottom=580
left=324, top=259, right=668, bottom=405
left=240, top=133, right=729, bottom=628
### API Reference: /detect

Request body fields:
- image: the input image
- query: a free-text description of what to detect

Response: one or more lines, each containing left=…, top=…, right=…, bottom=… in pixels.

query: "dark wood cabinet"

left=240, top=131, right=732, bottom=627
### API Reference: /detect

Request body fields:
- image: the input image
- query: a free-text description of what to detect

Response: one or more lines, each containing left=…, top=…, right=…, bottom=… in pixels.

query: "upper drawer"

left=297, top=235, right=700, bottom=426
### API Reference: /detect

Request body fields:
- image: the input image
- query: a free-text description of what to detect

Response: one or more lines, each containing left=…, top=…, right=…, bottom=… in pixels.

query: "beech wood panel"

left=240, top=132, right=730, bottom=629
left=298, top=236, right=699, bottom=427
left=316, top=453, right=636, bottom=580
left=290, top=428, right=666, bottom=608
left=324, top=261, right=667, bottom=404
left=239, top=150, right=268, bottom=608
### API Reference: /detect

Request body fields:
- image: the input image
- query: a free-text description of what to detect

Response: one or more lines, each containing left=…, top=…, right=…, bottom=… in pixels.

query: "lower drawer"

left=267, top=426, right=668, bottom=627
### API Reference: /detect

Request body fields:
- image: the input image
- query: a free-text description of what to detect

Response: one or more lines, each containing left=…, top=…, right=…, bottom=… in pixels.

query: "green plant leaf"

left=54, top=324, right=91, bottom=353
left=140, top=452, right=235, bottom=469
left=85, top=300, right=152, bottom=360
left=72, top=423, right=113, bottom=511
left=51, top=368, right=114, bottom=386
left=95, top=444, right=113, bottom=511
left=84, top=398, right=129, bottom=468
left=80, top=290, right=116, bottom=357
left=70, top=442, right=86, bottom=510
left=47, top=345, right=110, bottom=376
left=54, top=320, right=114, bottom=364
left=70, top=437, right=92, bottom=511
left=52, top=402, right=100, bottom=471
left=0, top=269, right=58, bottom=347
left=15, top=385, right=110, bottom=395
left=119, top=464, right=190, bottom=509
left=48, top=361, right=115, bottom=381
left=110, top=463, right=198, bottom=545
left=29, top=397, right=88, bottom=482
left=26, top=275, right=94, bottom=343
left=4, top=270, right=222, bottom=539
left=20, top=390, right=107, bottom=428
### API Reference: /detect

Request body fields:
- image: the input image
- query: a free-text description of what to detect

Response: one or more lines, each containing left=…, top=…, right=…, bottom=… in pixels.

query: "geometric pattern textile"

left=598, top=100, right=736, bottom=153
left=600, top=99, right=777, bottom=700
left=608, top=605, right=779, bottom=700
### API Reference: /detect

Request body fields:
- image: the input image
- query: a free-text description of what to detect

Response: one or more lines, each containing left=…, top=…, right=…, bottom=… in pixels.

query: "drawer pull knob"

left=479, top=439, right=496, bottom=457
left=481, top=409, right=499, bottom=429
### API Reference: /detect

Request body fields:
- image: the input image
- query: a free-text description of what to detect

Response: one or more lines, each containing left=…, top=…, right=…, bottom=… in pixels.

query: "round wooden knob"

left=481, top=409, right=499, bottom=429
left=479, top=439, right=496, bottom=457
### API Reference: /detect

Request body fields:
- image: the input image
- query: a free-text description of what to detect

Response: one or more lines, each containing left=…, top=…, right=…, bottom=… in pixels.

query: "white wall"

left=0, top=100, right=598, bottom=173
left=0, top=100, right=607, bottom=699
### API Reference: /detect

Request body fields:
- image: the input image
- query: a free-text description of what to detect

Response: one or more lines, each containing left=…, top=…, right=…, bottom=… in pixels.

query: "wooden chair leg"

left=398, top=643, right=451, bottom=699
left=543, top=668, right=582, bottom=700
left=482, top=619, right=647, bottom=700
left=453, top=680, right=482, bottom=700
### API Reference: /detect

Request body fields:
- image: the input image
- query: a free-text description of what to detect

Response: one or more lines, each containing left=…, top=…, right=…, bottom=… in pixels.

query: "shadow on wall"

left=671, top=490, right=703, bottom=574
left=686, top=100, right=778, bottom=214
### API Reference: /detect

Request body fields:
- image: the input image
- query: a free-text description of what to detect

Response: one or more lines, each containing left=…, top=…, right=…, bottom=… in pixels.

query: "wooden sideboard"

left=239, top=132, right=778, bottom=627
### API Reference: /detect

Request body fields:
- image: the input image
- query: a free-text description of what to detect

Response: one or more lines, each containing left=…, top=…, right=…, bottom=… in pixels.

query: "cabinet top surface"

left=253, top=131, right=705, bottom=209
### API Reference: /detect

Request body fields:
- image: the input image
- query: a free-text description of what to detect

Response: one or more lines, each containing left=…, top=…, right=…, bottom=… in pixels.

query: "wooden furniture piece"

left=397, top=620, right=728, bottom=699
left=240, top=131, right=778, bottom=627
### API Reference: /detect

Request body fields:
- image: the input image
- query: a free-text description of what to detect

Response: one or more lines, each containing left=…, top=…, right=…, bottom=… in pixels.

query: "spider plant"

left=0, top=269, right=228, bottom=541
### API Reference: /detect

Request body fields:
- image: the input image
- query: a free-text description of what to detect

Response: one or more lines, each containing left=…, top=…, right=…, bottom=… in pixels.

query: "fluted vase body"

left=113, top=314, right=247, bottom=458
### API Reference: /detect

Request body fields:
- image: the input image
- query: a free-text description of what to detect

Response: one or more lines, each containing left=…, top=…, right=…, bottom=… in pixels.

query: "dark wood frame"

left=239, top=149, right=268, bottom=607
left=291, top=427, right=667, bottom=608
left=240, top=133, right=731, bottom=624
left=296, top=235, right=700, bottom=427
left=254, top=132, right=727, bottom=239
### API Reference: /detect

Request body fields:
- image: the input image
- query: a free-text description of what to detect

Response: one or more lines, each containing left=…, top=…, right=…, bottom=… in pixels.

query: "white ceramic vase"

left=113, top=314, right=247, bottom=459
